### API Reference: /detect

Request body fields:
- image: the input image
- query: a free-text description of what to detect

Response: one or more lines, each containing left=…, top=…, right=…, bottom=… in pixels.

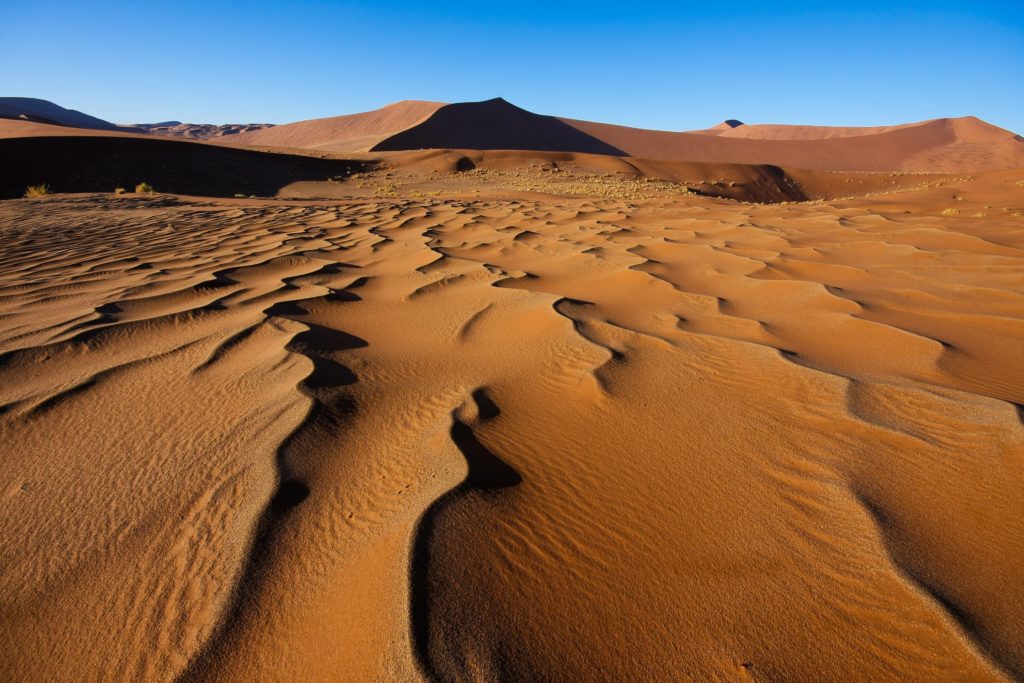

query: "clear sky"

left=2, top=1, right=1022, bottom=132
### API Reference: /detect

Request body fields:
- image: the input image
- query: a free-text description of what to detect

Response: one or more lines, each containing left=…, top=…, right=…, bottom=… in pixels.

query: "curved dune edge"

left=5, top=96, right=1022, bottom=174
left=0, top=168, right=1022, bottom=681
left=229, top=100, right=447, bottom=152
left=365, top=98, right=1022, bottom=173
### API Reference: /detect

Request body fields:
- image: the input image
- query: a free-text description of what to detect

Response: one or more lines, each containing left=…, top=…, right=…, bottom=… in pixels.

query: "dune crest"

left=223, top=97, right=1024, bottom=173
left=230, top=100, right=446, bottom=152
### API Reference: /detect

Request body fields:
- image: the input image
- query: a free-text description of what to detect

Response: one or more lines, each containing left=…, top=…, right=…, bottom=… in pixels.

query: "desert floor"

left=1, top=168, right=1023, bottom=682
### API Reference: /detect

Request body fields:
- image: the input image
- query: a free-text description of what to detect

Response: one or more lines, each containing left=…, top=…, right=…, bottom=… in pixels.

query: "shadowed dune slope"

left=230, top=100, right=446, bottom=152
left=371, top=98, right=627, bottom=156
left=1, top=118, right=1005, bottom=205
left=0, top=97, right=120, bottom=130
left=0, top=134, right=371, bottom=198
left=351, top=98, right=1023, bottom=173
left=0, top=118, right=149, bottom=140
left=6, top=97, right=1021, bottom=173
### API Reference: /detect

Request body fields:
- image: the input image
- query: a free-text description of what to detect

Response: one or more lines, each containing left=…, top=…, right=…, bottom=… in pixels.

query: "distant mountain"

left=0, top=97, right=119, bottom=130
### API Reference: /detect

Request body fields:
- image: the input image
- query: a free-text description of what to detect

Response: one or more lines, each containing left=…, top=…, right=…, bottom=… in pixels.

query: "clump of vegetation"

left=941, top=208, right=961, bottom=216
left=135, top=182, right=155, bottom=194
left=114, top=187, right=127, bottom=195
left=24, top=184, right=51, bottom=198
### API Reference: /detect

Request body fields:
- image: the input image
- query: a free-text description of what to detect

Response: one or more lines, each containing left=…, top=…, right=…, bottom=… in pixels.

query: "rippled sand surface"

left=1, top=172, right=1022, bottom=681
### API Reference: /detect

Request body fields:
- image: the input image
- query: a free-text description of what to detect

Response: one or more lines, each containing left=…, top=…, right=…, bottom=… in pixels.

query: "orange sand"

left=1, top=160, right=1022, bottom=681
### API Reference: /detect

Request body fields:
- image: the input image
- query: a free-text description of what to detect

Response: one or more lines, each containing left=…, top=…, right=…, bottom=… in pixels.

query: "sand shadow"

left=0, top=135, right=376, bottom=199
left=409, top=389, right=521, bottom=681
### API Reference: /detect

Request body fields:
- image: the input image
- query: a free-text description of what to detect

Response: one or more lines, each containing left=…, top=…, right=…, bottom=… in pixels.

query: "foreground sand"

left=1, top=171, right=1023, bottom=681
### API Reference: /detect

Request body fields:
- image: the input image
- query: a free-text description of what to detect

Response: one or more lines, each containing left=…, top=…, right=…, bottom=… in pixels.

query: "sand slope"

left=0, top=97, right=120, bottom=130
left=564, top=114, right=1024, bottom=172
left=372, top=98, right=626, bottom=156
left=0, top=164, right=1022, bottom=681
left=230, top=100, right=446, bottom=152
left=0, top=130, right=370, bottom=199
left=7, top=97, right=1022, bottom=173
left=266, top=98, right=1024, bottom=173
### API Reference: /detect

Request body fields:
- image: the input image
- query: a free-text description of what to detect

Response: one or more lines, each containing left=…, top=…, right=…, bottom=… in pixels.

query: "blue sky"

left=2, top=1, right=1022, bottom=132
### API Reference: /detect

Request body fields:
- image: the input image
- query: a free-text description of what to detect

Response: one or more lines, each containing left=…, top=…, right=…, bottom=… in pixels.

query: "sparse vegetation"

left=941, top=208, right=961, bottom=216
left=135, top=182, right=155, bottom=194
left=114, top=187, right=127, bottom=195
left=24, top=184, right=51, bottom=198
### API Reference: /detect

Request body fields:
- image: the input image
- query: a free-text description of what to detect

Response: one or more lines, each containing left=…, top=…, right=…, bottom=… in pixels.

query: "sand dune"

left=8, top=97, right=1022, bottom=173
left=123, top=121, right=276, bottom=140
left=1, top=154, right=1022, bottom=681
left=372, top=98, right=626, bottom=156
left=230, top=100, right=446, bottom=152
left=225, top=97, right=1024, bottom=173
left=0, top=129, right=369, bottom=199
left=6, top=119, right=971, bottom=204
left=692, top=117, right=970, bottom=140
left=564, top=113, right=1024, bottom=172
left=0, top=96, right=120, bottom=130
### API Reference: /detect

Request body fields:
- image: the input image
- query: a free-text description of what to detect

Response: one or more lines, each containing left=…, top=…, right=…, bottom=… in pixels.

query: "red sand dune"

left=229, top=100, right=446, bottom=152
left=0, top=97, right=120, bottom=130
left=562, top=113, right=1024, bottom=172
left=228, top=97, right=1023, bottom=173
left=372, top=98, right=626, bottom=156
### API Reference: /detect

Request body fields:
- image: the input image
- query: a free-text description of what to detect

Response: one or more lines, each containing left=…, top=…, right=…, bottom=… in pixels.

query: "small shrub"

left=24, top=184, right=50, bottom=198
left=114, top=187, right=127, bottom=195
left=135, top=182, right=154, bottom=194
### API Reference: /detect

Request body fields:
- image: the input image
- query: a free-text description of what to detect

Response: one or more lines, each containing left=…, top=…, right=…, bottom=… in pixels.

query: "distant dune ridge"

left=0, top=97, right=120, bottom=130
left=122, top=121, right=276, bottom=140
left=229, top=100, right=446, bottom=151
left=0, top=98, right=273, bottom=141
left=237, top=97, right=1024, bottom=173
left=4, top=96, right=1022, bottom=173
